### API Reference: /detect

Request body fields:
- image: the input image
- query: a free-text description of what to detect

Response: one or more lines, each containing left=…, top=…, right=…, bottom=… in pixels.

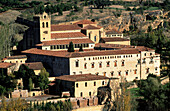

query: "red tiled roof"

left=39, top=39, right=94, bottom=46
left=55, top=74, right=109, bottom=82
left=22, top=48, right=140, bottom=58
left=51, top=32, right=87, bottom=39
left=73, top=20, right=96, bottom=24
left=24, top=62, right=44, bottom=70
left=106, top=29, right=122, bottom=34
left=83, top=25, right=101, bottom=30
left=51, top=24, right=81, bottom=31
left=101, top=37, right=130, bottom=42
left=95, top=43, right=132, bottom=49
left=4, top=55, right=27, bottom=59
left=0, top=62, right=15, bottom=68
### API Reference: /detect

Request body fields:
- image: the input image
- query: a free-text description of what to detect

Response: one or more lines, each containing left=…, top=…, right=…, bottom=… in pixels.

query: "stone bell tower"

left=34, top=12, right=51, bottom=42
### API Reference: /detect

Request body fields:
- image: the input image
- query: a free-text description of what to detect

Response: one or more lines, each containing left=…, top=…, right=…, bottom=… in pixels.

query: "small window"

left=80, top=92, right=83, bottom=97
left=89, top=92, right=91, bottom=96
left=134, top=69, right=137, bottom=74
left=76, top=83, right=78, bottom=88
left=155, top=67, right=158, bottom=71
left=118, top=71, right=121, bottom=76
left=94, top=82, right=96, bottom=86
left=44, top=15, right=46, bottom=19
left=111, top=71, right=114, bottom=76
left=20, top=61, right=22, bottom=63
left=75, top=60, right=79, bottom=67
left=46, top=22, right=48, bottom=28
left=106, top=61, right=110, bottom=67
left=99, top=62, right=102, bottom=68
left=126, top=71, right=128, bottom=75
left=85, top=82, right=87, bottom=87
left=43, top=38, right=45, bottom=40
left=102, top=81, right=105, bottom=85
left=122, top=60, right=125, bottom=66
left=150, top=53, right=152, bottom=56
left=144, top=53, right=146, bottom=56
left=84, top=63, right=87, bottom=69
left=73, top=72, right=76, bottom=75
left=94, top=36, right=96, bottom=42
left=96, top=72, right=99, bottom=75
left=42, top=22, right=45, bottom=28
left=114, top=61, right=117, bottom=67
left=137, top=59, right=140, bottom=64
left=143, top=58, right=146, bottom=64
left=146, top=68, right=149, bottom=73
left=91, top=62, right=94, bottom=68
left=103, top=72, right=106, bottom=76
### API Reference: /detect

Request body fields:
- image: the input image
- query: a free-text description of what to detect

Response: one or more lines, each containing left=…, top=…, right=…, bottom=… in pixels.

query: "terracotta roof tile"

left=51, top=32, right=87, bottom=39
left=101, top=37, right=130, bottom=42
left=51, top=24, right=81, bottom=31
left=24, top=62, right=44, bottom=70
left=95, top=43, right=132, bottom=49
left=106, top=29, right=122, bottom=34
left=4, top=55, right=27, bottom=60
left=39, top=39, right=94, bottom=46
left=55, top=74, right=109, bottom=82
left=83, top=25, right=101, bottom=30
left=22, top=48, right=140, bottom=58
left=73, top=20, right=96, bottom=24
left=0, top=62, right=15, bottom=68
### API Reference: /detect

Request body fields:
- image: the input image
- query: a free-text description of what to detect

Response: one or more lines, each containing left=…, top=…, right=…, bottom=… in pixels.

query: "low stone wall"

left=11, top=90, right=28, bottom=98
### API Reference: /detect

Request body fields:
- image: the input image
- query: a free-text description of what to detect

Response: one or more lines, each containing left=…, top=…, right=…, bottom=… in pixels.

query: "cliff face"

left=99, top=10, right=165, bottom=32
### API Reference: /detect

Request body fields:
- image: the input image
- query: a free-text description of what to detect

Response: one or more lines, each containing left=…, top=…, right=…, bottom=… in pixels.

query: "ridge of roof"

left=83, top=25, right=101, bottom=30
left=101, top=37, right=130, bottom=42
left=0, top=62, right=15, bottom=68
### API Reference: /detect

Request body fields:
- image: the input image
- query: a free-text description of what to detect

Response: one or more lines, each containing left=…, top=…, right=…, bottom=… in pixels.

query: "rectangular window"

left=99, top=62, right=102, bottom=68
left=85, top=82, right=87, bottom=87
left=94, top=82, right=96, bottom=86
left=106, top=61, right=110, bottom=67
left=91, top=63, right=94, bottom=68
left=75, top=60, right=79, bottom=67
left=122, top=61, right=125, bottom=66
left=89, top=92, right=91, bottom=96
left=84, top=63, right=87, bottom=69
left=134, top=69, right=137, bottom=74
left=76, top=83, right=78, bottom=88
left=114, top=61, right=117, bottom=67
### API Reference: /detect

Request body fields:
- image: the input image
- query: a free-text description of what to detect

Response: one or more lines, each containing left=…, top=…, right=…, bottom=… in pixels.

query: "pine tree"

left=68, top=42, right=74, bottom=52
left=28, top=78, right=33, bottom=91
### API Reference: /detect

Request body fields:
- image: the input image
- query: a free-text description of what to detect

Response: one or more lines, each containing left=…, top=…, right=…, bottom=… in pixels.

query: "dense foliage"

left=28, top=100, right=72, bottom=111
left=0, top=70, right=16, bottom=96
left=0, top=98, right=29, bottom=111
left=14, top=65, right=50, bottom=91
left=137, top=74, right=170, bottom=111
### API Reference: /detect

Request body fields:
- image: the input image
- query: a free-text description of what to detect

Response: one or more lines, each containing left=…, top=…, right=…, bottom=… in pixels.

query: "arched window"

left=146, top=68, right=149, bottom=73
left=102, top=81, right=105, bottom=85
left=91, top=62, right=94, bottom=68
left=46, top=22, right=48, bottom=28
left=80, top=92, right=83, bottom=97
left=111, top=71, right=114, bottom=76
left=42, top=22, right=45, bottom=28
left=126, top=70, right=128, bottom=75
left=122, top=60, right=125, bottom=66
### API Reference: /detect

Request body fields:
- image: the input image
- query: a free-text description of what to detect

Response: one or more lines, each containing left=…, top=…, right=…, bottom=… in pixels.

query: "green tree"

left=138, top=75, right=169, bottom=111
left=79, top=45, right=83, bottom=52
left=68, top=42, right=74, bottom=52
left=37, top=68, right=50, bottom=90
left=28, top=78, right=33, bottom=91
left=94, top=0, right=110, bottom=9
left=147, top=25, right=152, bottom=32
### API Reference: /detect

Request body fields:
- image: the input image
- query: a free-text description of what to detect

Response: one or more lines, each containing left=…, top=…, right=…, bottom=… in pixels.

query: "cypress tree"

left=68, top=42, right=74, bottom=52
left=79, top=45, right=83, bottom=52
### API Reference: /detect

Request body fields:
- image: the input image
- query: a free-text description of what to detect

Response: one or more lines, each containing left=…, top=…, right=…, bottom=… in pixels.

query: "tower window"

left=85, top=82, right=87, bottom=87
left=46, top=22, right=48, bottom=28
left=42, top=22, right=45, bottom=28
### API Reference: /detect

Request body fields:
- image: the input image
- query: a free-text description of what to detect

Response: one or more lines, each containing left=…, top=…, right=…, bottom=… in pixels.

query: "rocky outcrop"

left=99, top=10, right=165, bottom=32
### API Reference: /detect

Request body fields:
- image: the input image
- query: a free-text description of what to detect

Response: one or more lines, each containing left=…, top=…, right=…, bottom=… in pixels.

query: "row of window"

left=42, top=22, right=48, bottom=28
left=76, top=81, right=105, bottom=88
left=106, top=34, right=123, bottom=37
left=84, top=54, right=136, bottom=61
left=81, top=61, right=124, bottom=68
left=50, top=43, right=89, bottom=50
left=80, top=92, right=92, bottom=97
